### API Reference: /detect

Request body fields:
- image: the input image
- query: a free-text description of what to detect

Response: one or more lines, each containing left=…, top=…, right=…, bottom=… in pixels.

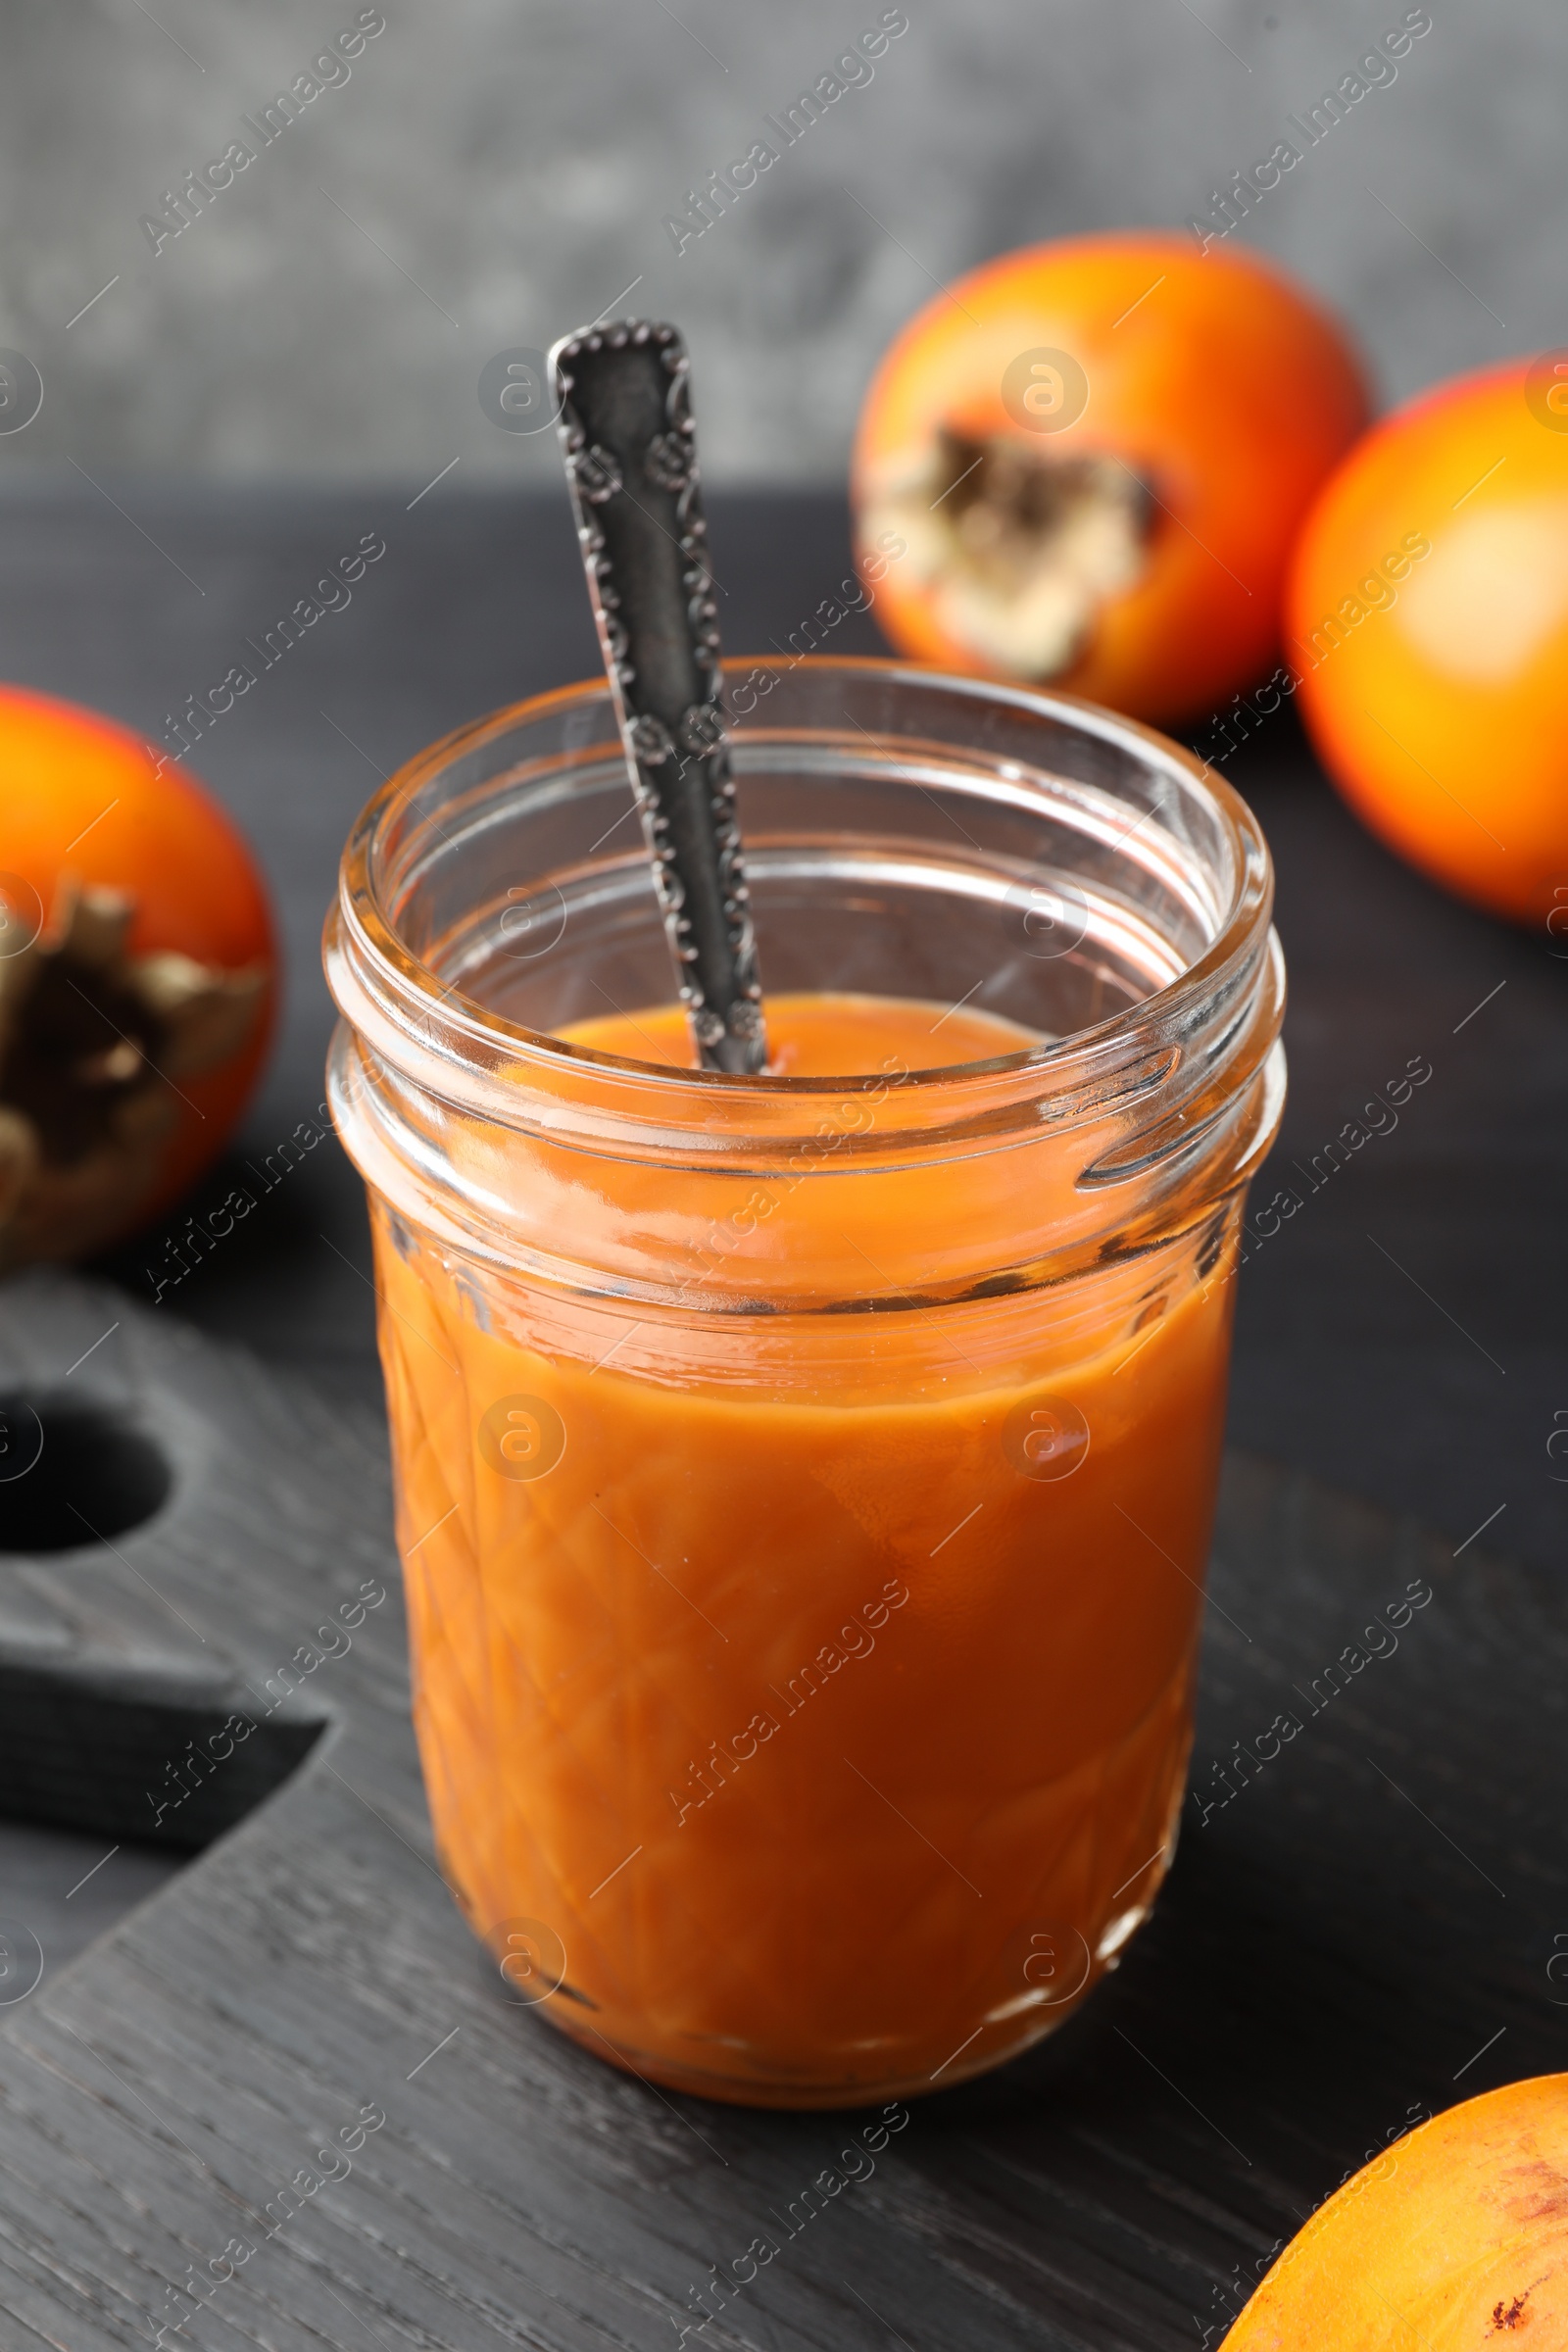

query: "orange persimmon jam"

left=325, top=660, right=1285, bottom=2107
left=367, top=990, right=1237, bottom=2105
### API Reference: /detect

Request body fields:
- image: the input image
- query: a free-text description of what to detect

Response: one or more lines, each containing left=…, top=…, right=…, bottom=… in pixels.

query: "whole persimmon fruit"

left=1223, top=2073, right=1568, bottom=2348
left=1287, top=356, right=1568, bottom=927
left=0, top=685, right=275, bottom=1269
left=851, top=231, right=1368, bottom=724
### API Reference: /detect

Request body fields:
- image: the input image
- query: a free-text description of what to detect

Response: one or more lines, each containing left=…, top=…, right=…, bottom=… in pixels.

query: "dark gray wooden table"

left=0, top=481, right=1562, bottom=2349
left=1, top=478, right=1553, bottom=1573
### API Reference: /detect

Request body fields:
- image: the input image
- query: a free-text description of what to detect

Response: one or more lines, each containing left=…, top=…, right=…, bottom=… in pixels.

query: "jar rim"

left=333, top=656, right=1273, bottom=1109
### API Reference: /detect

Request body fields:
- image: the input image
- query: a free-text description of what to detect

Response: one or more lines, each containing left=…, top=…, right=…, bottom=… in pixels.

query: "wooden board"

left=0, top=1267, right=1560, bottom=2352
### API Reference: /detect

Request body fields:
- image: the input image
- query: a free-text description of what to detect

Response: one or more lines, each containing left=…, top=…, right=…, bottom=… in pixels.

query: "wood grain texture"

left=0, top=1267, right=1561, bottom=2352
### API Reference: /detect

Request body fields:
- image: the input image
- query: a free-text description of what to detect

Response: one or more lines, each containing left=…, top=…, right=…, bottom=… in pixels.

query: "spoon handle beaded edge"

left=549, top=319, right=767, bottom=1075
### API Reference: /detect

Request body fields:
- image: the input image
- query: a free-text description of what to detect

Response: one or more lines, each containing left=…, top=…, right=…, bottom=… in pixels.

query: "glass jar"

left=325, top=658, right=1284, bottom=2109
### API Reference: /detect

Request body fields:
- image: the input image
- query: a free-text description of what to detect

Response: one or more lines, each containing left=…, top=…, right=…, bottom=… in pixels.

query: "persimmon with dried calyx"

left=1287, top=357, right=1568, bottom=928
left=851, top=232, right=1368, bottom=724
left=1222, top=2074, right=1568, bottom=2348
left=0, top=685, right=275, bottom=1269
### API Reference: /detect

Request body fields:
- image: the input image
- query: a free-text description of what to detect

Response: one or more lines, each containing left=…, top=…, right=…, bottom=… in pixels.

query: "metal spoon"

left=548, top=319, right=767, bottom=1075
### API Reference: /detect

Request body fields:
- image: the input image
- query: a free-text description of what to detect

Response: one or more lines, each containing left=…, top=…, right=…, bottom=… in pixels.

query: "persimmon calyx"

left=863, top=427, right=1155, bottom=681
left=0, top=879, right=267, bottom=1269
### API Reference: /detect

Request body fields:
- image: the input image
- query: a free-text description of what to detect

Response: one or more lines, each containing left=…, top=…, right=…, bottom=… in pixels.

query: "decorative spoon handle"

left=548, top=320, right=767, bottom=1075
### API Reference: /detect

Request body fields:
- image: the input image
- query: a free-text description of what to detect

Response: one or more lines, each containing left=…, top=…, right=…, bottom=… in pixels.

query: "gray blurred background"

left=0, top=0, right=1556, bottom=484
